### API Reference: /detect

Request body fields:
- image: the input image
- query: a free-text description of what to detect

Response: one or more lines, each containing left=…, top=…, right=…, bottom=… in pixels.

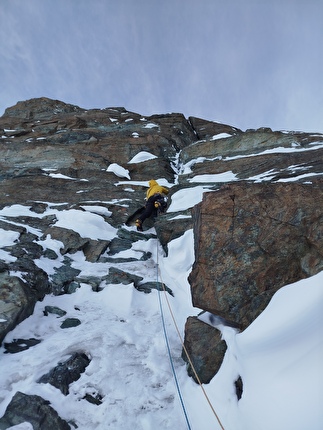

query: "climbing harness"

left=156, top=243, right=225, bottom=430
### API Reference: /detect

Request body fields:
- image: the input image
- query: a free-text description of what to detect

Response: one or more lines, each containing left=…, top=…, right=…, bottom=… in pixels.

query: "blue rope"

left=156, top=260, right=192, bottom=430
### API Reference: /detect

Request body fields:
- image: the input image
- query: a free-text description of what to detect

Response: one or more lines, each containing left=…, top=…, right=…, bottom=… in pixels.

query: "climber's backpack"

left=154, top=194, right=168, bottom=214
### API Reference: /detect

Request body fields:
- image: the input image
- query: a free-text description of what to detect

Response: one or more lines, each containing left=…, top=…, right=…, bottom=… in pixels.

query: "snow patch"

left=189, top=171, right=238, bottom=183
left=128, top=151, right=158, bottom=164
left=167, top=186, right=214, bottom=212
left=80, top=206, right=112, bottom=217
left=0, top=229, right=20, bottom=247
left=210, top=133, right=232, bottom=140
left=107, top=163, right=130, bottom=179
left=143, top=123, right=158, bottom=129
left=54, top=209, right=116, bottom=240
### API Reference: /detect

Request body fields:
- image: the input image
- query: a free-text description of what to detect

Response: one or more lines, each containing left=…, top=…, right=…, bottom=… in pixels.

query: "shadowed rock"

left=182, top=316, right=227, bottom=384
left=37, top=352, right=91, bottom=395
left=0, top=273, right=37, bottom=345
left=0, top=391, right=70, bottom=430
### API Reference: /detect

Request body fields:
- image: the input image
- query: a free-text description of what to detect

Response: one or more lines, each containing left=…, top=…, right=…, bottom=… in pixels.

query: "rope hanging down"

left=156, top=245, right=225, bottom=430
left=156, top=251, right=192, bottom=430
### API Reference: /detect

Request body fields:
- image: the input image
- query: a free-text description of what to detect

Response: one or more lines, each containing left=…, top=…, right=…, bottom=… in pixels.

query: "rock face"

left=0, top=97, right=195, bottom=207
left=189, top=182, right=323, bottom=330
left=1, top=97, right=323, bottom=426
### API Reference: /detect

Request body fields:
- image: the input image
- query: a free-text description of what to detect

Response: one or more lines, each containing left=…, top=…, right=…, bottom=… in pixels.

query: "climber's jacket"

left=146, top=180, right=169, bottom=200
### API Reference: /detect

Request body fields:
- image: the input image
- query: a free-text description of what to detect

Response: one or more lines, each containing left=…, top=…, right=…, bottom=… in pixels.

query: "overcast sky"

left=1, top=0, right=323, bottom=133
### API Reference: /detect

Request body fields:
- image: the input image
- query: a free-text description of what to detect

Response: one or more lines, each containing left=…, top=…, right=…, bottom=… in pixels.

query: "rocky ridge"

left=0, top=97, right=323, bottom=428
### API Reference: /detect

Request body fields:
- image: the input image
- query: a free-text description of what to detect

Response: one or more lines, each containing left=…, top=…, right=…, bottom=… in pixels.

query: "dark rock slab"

left=136, top=281, right=173, bottom=296
left=43, top=306, right=67, bottom=317
left=4, top=337, right=42, bottom=354
left=0, top=273, right=37, bottom=345
left=83, top=238, right=110, bottom=262
left=60, top=318, right=81, bottom=329
left=107, top=236, right=133, bottom=255
left=83, top=392, right=103, bottom=405
left=50, top=257, right=81, bottom=295
left=0, top=391, right=70, bottom=430
left=104, top=267, right=143, bottom=286
left=37, top=352, right=91, bottom=395
left=182, top=316, right=227, bottom=383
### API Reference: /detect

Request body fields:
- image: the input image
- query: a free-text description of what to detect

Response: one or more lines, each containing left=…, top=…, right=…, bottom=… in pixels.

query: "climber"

left=135, top=179, right=169, bottom=231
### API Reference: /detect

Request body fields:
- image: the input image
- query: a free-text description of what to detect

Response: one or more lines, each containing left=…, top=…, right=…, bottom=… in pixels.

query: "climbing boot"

left=135, top=219, right=143, bottom=232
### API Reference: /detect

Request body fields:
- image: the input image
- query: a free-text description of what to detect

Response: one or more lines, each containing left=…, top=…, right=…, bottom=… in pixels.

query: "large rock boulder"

left=182, top=316, right=227, bottom=384
left=189, top=182, right=323, bottom=329
left=0, top=273, right=37, bottom=345
left=0, top=391, right=70, bottom=430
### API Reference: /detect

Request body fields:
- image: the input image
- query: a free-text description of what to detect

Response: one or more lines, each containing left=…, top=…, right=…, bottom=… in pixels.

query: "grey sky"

left=1, top=0, right=323, bottom=133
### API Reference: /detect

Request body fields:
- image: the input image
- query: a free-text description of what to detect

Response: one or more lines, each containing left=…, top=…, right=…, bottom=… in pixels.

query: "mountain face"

left=0, top=97, right=322, bottom=427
